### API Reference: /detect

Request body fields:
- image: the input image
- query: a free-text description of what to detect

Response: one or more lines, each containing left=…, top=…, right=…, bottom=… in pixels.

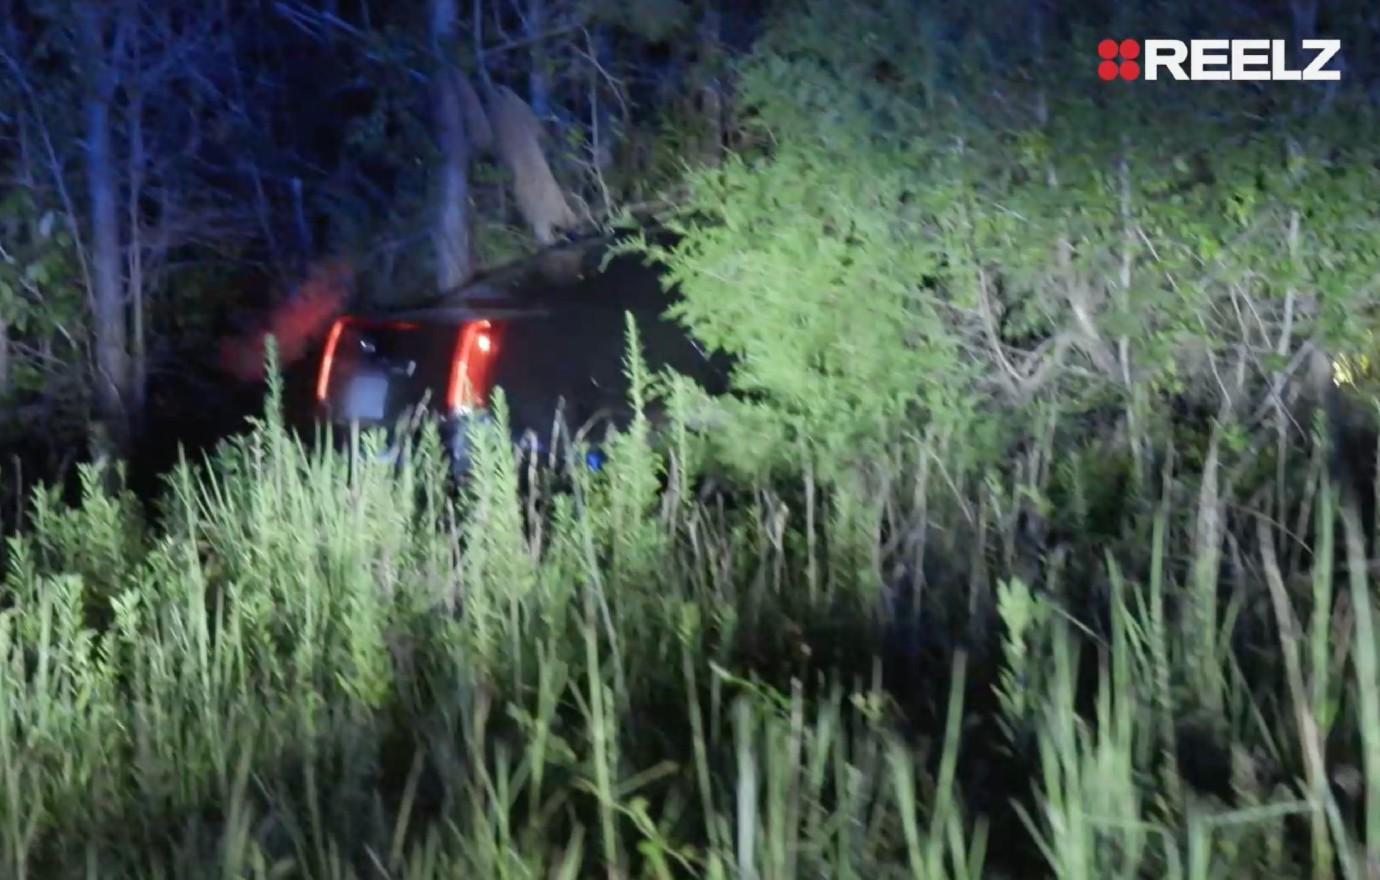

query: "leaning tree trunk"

left=80, top=6, right=132, bottom=455
left=486, top=83, right=577, bottom=245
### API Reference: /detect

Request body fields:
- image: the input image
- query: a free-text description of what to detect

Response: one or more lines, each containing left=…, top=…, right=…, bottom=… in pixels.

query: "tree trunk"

left=487, top=83, right=577, bottom=244
left=0, top=318, right=9, bottom=395
left=80, top=5, right=132, bottom=454
left=291, top=177, right=313, bottom=266
left=526, top=0, right=550, bottom=119
left=695, top=10, right=724, bottom=165
left=431, top=0, right=476, bottom=291
left=125, top=31, right=147, bottom=428
left=588, top=26, right=616, bottom=176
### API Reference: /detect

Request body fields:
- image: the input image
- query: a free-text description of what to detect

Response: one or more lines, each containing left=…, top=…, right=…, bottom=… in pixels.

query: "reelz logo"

left=1098, top=38, right=1341, bottom=81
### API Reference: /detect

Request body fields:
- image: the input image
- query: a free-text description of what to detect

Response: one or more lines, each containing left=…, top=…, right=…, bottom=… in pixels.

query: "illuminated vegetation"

left=6, top=0, right=1380, bottom=877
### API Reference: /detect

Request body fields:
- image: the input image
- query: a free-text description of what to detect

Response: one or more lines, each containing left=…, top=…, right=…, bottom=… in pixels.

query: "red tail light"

left=315, top=317, right=349, bottom=402
left=446, top=320, right=496, bottom=411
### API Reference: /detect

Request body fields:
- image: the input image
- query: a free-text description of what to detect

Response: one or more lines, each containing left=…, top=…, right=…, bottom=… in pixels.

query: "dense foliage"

left=653, top=0, right=1380, bottom=481
left=0, top=325, right=1377, bottom=878
left=7, top=0, right=1380, bottom=877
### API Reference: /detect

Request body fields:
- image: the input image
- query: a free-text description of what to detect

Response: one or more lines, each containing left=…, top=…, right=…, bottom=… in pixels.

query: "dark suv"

left=313, top=237, right=726, bottom=473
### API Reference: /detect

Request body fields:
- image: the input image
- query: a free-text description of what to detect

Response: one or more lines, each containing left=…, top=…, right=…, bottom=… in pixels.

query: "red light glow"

left=315, top=317, right=348, bottom=402
left=446, top=320, right=495, bottom=411
left=221, top=259, right=352, bottom=383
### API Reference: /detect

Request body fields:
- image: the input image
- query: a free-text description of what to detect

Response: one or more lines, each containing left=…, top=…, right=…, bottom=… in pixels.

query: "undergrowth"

left=1, top=343, right=1379, bottom=880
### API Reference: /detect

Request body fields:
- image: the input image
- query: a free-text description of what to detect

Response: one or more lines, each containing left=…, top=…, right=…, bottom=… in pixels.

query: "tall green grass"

left=1, top=349, right=1379, bottom=878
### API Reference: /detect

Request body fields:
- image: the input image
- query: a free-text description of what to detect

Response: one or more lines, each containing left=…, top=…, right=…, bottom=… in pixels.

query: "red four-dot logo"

left=1098, top=38, right=1140, bottom=80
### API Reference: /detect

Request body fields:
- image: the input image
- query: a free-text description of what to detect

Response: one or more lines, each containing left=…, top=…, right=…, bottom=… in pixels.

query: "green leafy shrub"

left=643, top=0, right=1380, bottom=505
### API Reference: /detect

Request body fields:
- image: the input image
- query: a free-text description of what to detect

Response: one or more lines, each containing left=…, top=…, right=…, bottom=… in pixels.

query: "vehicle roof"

left=354, top=229, right=679, bottom=326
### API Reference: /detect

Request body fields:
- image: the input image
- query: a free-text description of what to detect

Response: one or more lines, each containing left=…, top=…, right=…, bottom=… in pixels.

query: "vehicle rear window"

left=322, top=320, right=457, bottom=419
